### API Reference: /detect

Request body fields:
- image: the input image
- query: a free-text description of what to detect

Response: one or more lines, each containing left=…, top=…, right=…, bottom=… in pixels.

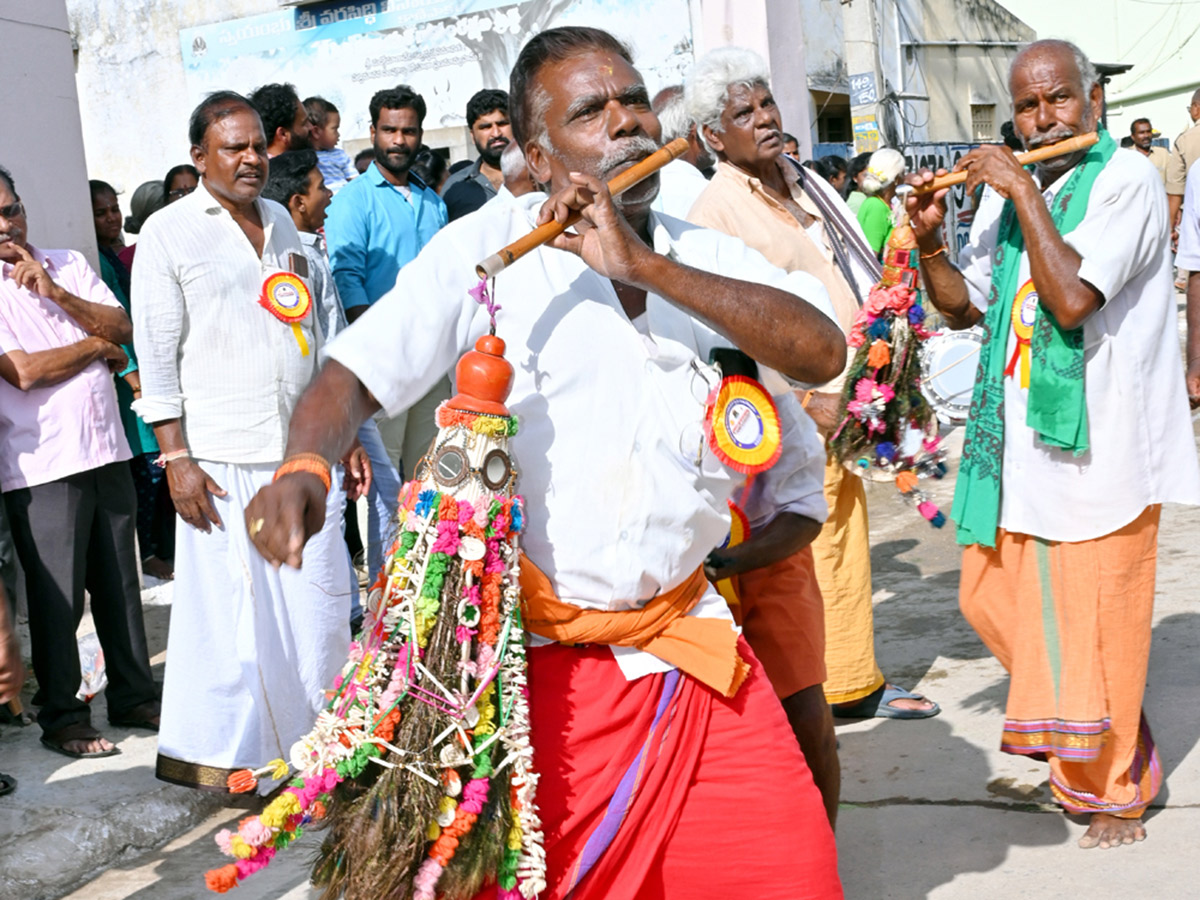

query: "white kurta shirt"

left=651, top=159, right=711, bottom=220
left=957, top=149, right=1200, bottom=542
left=327, top=192, right=836, bottom=678
left=131, top=183, right=320, bottom=464
left=737, top=389, right=829, bottom=531
left=1173, top=156, right=1200, bottom=270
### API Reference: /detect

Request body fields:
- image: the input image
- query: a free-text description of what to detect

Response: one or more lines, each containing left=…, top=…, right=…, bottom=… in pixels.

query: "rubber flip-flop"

left=40, top=722, right=121, bottom=759
left=0, top=772, right=16, bottom=796
left=832, top=683, right=941, bottom=720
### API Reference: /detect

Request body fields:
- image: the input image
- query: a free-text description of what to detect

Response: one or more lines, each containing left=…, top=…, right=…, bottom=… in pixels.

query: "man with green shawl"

left=908, top=39, right=1200, bottom=851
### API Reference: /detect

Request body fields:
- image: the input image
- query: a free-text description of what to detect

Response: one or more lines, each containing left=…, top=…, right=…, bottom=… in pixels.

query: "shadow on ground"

left=64, top=801, right=319, bottom=900
left=837, top=716, right=1069, bottom=900
left=1144, top=612, right=1200, bottom=812
left=0, top=596, right=188, bottom=900
left=867, top=537, right=990, bottom=693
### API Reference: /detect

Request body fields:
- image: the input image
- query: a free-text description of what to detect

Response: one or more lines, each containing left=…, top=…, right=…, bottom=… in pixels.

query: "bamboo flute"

left=475, top=137, right=690, bottom=278
left=905, top=132, right=1100, bottom=196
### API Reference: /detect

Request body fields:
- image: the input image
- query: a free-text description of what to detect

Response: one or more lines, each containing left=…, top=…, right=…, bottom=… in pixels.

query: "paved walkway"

left=4, top=318, right=1199, bottom=899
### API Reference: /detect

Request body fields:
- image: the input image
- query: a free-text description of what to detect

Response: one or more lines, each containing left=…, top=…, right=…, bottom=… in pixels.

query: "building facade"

left=803, top=0, right=1035, bottom=149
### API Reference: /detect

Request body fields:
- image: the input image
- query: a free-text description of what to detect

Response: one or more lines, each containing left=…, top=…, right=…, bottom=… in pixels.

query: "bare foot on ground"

left=142, top=556, right=174, bottom=580
left=1078, top=813, right=1146, bottom=849
left=885, top=694, right=936, bottom=713
left=61, top=736, right=116, bottom=755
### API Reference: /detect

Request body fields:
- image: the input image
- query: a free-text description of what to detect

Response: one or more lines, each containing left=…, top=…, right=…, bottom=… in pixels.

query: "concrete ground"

left=3, top=318, right=1199, bottom=899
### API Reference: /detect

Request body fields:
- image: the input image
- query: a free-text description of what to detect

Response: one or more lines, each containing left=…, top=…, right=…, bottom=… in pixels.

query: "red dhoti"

left=473, top=637, right=842, bottom=899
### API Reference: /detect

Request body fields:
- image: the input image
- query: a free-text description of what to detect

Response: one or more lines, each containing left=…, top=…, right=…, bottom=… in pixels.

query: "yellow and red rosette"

left=705, top=375, right=782, bottom=474
left=714, top=500, right=750, bottom=607
left=1005, top=280, right=1038, bottom=389
left=259, top=271, right=313, bottom=356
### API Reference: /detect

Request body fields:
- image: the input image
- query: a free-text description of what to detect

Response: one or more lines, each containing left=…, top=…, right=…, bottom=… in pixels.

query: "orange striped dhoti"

left=959, top=505, right=1162, bottom=817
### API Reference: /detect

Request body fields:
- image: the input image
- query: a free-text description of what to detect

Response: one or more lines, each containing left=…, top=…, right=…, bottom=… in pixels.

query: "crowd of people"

left=1, top=23, right=1199, bottom=898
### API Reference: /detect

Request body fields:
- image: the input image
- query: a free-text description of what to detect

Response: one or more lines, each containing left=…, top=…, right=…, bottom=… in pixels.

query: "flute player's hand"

left=904, top=168, right=952, bottom=246
left=537, top=172, right=652, bottom=284
left=954, top=143, right=1037, bottom=203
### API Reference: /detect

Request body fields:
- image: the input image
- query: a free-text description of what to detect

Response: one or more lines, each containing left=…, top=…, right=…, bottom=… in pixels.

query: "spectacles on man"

left=0, top=202, right=24, bottom=220
left=168, top=187, right=195, bottom=200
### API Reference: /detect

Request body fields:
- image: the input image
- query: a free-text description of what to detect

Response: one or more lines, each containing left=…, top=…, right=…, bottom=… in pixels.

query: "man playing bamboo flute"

left=244, top=26, right=845, bottom=899
left=908, top=39, right=1200, bottom=849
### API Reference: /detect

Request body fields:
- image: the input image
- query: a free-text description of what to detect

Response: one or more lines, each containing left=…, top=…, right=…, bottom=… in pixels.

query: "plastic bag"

left=77, top=632, right=107, bottom=702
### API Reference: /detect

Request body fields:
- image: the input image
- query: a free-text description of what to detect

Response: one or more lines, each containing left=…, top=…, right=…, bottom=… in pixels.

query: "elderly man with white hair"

left=649, top=84, right=714, bottom=218
left=685, top=44, right=943, bottom=826
left=910, top=38, right=1200, bottom=850
left=686, top=50, right=942, bottom=700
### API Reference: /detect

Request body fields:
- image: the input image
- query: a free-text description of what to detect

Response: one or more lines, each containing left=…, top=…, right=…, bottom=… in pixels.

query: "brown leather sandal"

left=40, top=722, right=121, bottom=759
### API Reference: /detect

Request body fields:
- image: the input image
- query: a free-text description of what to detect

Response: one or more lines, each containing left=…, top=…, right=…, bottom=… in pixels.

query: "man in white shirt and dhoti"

left=243, top=26, right=848, bottom=900
left=910, top=39, right=1200, bottom=850
left=132, top=92, right=364, bottom=792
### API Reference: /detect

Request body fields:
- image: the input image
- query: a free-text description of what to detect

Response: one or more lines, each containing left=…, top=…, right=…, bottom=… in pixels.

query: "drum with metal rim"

left=919, top=327, right=983, bottom=426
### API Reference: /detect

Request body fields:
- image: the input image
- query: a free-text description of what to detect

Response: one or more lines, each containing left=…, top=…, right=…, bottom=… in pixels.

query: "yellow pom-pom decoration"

left=229, top=835, right=254, bottom=860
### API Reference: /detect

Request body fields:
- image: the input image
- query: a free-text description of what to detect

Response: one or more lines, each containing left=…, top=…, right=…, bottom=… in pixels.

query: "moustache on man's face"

left=1024, top=128, right=1076, bottom=150
left=598, top=136, right=662, bottom=178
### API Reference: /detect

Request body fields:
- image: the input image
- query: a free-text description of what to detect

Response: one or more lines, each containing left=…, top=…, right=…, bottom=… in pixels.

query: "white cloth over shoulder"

left=156, top=461, right=350, bottom=784
left=327, top=192, right=836, bottom=678
left=956, top=148, right=1200, bottom=541
left=652, top=159, right=711, bottom=220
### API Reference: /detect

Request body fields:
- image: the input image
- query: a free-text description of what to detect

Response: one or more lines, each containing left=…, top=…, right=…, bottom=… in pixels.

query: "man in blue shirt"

left=326, top=86, right=447, bottom=322
left=325, top=86, right=449, bottom=474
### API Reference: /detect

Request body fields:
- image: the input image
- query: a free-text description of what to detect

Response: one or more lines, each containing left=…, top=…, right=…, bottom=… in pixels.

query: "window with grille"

left=971, top=104, right=996, bottom=141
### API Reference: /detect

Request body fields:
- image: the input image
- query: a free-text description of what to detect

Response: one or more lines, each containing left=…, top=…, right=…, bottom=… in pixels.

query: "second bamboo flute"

left=907, top=132, right=1099, bottom=196
left=475, top=137, right=690, bottom=278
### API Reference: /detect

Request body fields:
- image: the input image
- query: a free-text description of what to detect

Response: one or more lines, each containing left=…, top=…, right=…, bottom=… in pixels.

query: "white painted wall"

left=67, top=0, right=713, bottom=208
left=0, top=1, right=99, bottom=270
left=997, top=0, right=1200, bottom=144
left=68, top=0, right=267, bottom=204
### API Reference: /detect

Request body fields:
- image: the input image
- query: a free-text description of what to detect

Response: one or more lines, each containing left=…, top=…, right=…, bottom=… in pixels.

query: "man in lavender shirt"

left=0, top=165, right=159, bottom=758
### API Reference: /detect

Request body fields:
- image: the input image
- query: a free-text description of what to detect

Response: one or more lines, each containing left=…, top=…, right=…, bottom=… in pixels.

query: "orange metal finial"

left=449, top=335, right=513, bottom=415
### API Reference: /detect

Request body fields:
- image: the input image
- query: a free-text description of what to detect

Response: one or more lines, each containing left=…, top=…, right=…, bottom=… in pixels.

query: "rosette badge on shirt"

left=1006, top=280, right=1039, bottom=390
left=705, top=375, right=782, bottom=475
left=259, top=270, right=313, bottom=356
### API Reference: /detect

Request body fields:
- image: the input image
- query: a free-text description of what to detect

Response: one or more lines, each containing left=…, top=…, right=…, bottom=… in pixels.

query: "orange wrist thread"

left=274, top=453, right=332, bottom=493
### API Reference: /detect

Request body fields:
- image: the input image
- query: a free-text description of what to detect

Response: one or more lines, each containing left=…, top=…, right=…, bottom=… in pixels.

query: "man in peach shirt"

left=686, top=47, right=940, bottom=722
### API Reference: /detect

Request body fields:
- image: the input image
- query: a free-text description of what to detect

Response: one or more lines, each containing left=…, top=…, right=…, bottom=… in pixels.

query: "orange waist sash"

left=519, top=555, right=750, bottom=698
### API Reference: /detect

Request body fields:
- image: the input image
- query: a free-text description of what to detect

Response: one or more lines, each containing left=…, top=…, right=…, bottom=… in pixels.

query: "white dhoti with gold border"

left=156, top=460, right=351, bottom=792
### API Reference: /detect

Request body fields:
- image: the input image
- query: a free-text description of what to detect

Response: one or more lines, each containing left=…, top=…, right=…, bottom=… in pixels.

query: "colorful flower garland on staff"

left=830, top=213, right=949, bottom=527
left=204, top=467, right=546, bottom=898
